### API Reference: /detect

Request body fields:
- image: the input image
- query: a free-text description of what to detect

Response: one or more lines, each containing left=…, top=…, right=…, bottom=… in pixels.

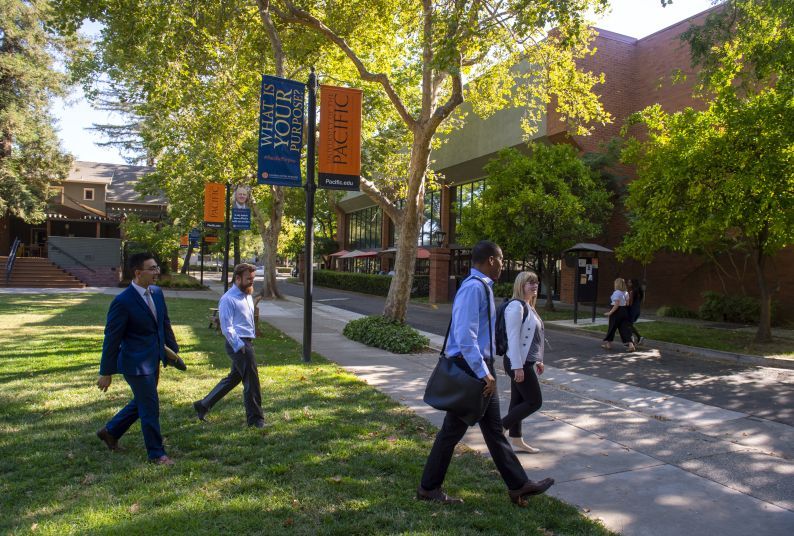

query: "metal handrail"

left=5, top=238, right=21, bottom=284
left=47, top=242, right=96, bottom=273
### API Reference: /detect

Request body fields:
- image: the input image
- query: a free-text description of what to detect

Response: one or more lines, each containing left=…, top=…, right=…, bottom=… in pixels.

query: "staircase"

left=0, top=257, right=86, bottom=288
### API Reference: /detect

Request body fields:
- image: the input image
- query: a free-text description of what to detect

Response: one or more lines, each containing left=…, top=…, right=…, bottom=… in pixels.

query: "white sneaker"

left=510, top=437, right=540, bottom=454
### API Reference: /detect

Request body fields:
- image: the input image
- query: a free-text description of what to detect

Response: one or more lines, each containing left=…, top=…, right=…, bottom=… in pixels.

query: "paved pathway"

left=251, top=294, right=794, bottom=536
left=259, top=280, right=794, bottom=426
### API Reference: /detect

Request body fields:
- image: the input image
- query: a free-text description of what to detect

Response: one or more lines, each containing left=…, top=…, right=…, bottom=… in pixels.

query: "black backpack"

left=495, top=298, right=529, bottom=356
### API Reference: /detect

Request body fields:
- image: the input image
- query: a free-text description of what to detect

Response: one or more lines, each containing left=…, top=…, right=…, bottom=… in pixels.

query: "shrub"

left=343, top=315, right=429, bottom=354
left=493, top=282, right=513, bottom=298
left=699, top=291, right=774, bottom=324
left=155, top=274, right=205, bottom=289
left=313, top=270, right=429, bottom=297
left=656, top=305, right=699, bottom=319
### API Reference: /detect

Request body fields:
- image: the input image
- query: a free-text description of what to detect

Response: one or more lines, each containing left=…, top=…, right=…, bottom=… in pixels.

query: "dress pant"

left=105, top=372, right=165, bottom=460
left=420, top=361, right=528, bottom=492
left=501, top=358, right=542, bottom=438
left=604, top=306, right=632, bottom=344
left=199, top=338, right=264, bottom=425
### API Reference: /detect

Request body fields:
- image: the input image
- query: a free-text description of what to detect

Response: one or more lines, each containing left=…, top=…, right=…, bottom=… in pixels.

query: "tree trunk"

left=751, top=248, right=773, bottom=343
left=180, top=242, right=194, bottom=274
left=233, top=232, right=241, bottom=265
left=251, top=186, right=285, bottom=300
left=542, top=253, right=556, bottom=311
left=383, top=136, right=431, bottom=321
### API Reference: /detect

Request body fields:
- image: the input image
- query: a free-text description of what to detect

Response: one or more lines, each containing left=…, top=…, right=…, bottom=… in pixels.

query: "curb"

left=545, top=322, right=794, bottom=370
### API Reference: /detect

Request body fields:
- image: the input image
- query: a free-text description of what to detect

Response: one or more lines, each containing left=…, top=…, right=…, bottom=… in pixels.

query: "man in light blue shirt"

left=418, top=241, right=554, bottom=506
left=193, top=263, right=265, bottom=428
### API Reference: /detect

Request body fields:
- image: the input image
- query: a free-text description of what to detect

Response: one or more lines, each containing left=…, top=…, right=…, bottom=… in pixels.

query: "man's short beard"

left=238, top=281, right=254, bottom=294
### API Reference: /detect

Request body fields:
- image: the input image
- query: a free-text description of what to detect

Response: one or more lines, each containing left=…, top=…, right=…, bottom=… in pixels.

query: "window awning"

left=377, top=247, right=431, bottom=259
left=340, top=249, right=378, bottom=259
left=328, top=249, right=349, bottom=257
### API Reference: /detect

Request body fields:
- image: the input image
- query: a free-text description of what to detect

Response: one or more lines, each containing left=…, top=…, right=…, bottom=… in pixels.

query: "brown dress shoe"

left=416, top=486, right=463, bottom=505
left=96, top=428, right=121, bottom=451
left=149, top=455, right=175, bottom=466
left=508, top=478, right=555, bottom=506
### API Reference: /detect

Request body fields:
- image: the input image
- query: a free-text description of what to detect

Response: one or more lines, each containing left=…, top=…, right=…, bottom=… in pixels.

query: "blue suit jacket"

left=99, top=284, right=179, bottom=376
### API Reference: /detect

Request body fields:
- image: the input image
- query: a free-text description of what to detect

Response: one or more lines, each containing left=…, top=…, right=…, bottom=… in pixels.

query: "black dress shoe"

left=508, top=478, right=555, bottom=506
left=96, top=427, right=121, bottom=451
left=193, top=401, right=208, bottom=421
left=416, top=486, right=463, bottom=504
left=249, top=420, right=267, bottom=429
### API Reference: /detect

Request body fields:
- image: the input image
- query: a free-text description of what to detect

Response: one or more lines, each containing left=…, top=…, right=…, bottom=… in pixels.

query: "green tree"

left=458, top=143, right=612, bottom=310
left=272, top=0, right=613, bottom=321
left=620, top=92, right=793, bottom=342
left=619, top=0, right=793, bottom=342
left=121, top=215, right=180, bottom=275
left=0, top=0, right=77, bottom=222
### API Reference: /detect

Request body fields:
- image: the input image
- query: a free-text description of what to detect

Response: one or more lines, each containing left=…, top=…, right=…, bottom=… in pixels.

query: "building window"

left=418, top=190, right=441, bottom=246
left=83, top=188, right=95, bottom=201
left=454, top=179, right=485, bottom=230
left=346, top=206, right=381, bottom=249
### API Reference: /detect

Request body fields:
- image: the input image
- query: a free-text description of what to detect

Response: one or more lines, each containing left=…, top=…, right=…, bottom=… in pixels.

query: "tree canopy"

left=271, top=0, right=613, bottom=320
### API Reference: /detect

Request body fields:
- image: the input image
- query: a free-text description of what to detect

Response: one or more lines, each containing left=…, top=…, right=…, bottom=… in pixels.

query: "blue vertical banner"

left=257, top=75, right=305, bottom=187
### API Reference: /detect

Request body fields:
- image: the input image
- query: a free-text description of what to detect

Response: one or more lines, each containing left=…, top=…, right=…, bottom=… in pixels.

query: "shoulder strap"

left=440, top=275, right=494, bottom=358
left=469, top=276, right=494, bottom=359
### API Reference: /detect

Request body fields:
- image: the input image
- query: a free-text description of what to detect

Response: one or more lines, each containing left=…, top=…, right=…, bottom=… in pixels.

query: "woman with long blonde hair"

left=601, top=277, right=635, bottom=351
left=501, top=271, right=545, bottom=454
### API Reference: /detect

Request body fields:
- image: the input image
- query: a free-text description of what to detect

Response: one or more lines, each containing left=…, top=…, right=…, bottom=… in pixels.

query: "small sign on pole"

left=318, top=85, right=362, bottom=191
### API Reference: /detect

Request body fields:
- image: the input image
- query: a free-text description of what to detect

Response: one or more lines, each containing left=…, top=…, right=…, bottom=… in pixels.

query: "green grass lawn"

left=0, top=294, right=611, bottom=535
left=583, top=321, right=794, bottom=358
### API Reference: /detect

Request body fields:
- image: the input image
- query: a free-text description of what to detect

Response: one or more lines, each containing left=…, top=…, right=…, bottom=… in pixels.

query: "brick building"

left=332, top=7, right=793, bottom=321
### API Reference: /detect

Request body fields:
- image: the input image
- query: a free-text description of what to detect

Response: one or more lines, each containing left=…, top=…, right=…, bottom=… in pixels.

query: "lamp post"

left=432, top=230, right=447, bottom=248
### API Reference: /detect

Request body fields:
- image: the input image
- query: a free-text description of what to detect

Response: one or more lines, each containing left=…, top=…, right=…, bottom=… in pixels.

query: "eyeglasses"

left=526, top=281, right=539, bottom=286
left=143, top=265, right=160, bottom=272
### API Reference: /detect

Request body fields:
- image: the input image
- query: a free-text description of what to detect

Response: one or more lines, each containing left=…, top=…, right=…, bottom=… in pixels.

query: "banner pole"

left=200, top=231, right=205, bottom=287
left=303, top=67, right=317, bottom=363
left=223, top=182, right=231, bottom=292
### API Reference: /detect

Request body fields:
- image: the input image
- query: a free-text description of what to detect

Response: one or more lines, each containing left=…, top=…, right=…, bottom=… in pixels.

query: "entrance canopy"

left=564, top=243, right=613, bottom=254
left=377, top=247, right=431, bottom=259
left=340, top=249, right=378, bottom=259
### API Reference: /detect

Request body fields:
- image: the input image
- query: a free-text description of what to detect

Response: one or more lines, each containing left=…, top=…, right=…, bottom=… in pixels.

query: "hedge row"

left=656, top=291, right=776, bottom=325
left=313, top=270, right=429, bottom=297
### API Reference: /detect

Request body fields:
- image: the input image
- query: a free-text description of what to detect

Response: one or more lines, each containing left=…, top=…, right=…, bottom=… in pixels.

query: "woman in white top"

left=501, top=271, right=545, bottom=454
left=601, top=278, right=636, bottom=351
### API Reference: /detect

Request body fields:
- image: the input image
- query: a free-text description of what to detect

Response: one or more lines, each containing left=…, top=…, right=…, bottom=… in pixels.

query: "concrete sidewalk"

left=256, top=294, right=793, bottom=536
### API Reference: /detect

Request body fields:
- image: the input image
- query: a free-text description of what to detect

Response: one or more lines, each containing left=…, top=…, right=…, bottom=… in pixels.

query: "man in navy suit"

left=96, top=252, right=179, bottom=465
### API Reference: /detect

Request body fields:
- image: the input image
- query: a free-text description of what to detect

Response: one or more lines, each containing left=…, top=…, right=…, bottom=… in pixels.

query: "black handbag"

left=423, top=276, right=494, bottom=426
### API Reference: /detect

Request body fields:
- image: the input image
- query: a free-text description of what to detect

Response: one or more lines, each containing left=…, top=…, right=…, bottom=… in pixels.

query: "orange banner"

left=318, top=85, right=362, bottom=191
left=203, top=183, right=225, bottom=228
